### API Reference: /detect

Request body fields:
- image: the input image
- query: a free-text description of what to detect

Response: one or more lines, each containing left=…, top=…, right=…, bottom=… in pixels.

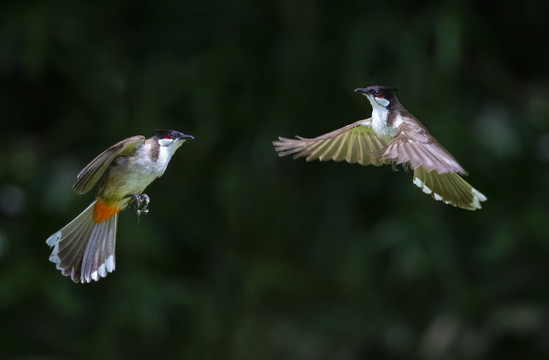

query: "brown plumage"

left=273, top=85, right=487, bottom=210
left=46, top=130, right=193, bottom=283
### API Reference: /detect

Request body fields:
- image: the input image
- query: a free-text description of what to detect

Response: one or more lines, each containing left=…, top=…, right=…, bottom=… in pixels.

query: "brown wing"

left=73, top=135, right=146, bottom=194
left=413, top=166, right=487, bottom=210
left=273, top=119, right=389, bottom=166
left=381, top=120, right=467, bottom=175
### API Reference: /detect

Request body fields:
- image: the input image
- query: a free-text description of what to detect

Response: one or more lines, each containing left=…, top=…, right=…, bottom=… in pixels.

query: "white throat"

left=366, top=95, right=396, bottom=140
left=158, top=141, right=184, bottom=167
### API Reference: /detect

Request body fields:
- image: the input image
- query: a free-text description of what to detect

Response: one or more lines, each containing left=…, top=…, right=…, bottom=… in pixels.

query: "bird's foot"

left=127, top=193, right=150, bottom=219
left=390, top=160, right=409, bottom=173
left=137, top=194, right=150, bottom=217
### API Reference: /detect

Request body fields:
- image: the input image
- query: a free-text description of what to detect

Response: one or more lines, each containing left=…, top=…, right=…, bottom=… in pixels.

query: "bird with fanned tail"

left=273, top=85, right=487, bottom=210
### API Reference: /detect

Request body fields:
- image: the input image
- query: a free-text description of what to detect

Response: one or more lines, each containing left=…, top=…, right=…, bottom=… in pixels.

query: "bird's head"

left=154, top=129, right=194, bottom=148
left=355, top=86, right=399, bottom=110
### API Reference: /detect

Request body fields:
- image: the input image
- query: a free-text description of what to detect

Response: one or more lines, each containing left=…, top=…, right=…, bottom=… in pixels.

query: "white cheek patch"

left=158, top=138, right=174, bottom=147
left=374, top=97, right=390, bottom=107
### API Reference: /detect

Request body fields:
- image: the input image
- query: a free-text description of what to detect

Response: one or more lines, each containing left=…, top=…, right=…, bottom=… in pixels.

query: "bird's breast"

left=100, top=143, right=172, bottom=200
left=372, top=108, right=399, bottom=141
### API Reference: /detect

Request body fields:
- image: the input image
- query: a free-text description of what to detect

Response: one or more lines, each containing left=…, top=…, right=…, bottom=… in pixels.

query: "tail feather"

left=55, top=213, right=95, bottom=270
left=82, top=216, right=117, bottom=282
left=46, top=200, right=118, bottom=283
left=412, top=167, right=487, bottom=210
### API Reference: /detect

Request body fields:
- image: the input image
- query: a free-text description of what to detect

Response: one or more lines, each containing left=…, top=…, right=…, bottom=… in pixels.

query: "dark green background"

left=1, top=0, right=548, bottom=359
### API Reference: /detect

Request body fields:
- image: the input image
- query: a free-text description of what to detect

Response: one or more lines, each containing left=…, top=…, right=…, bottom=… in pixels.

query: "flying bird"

left=273, top=85, right=486, bottom=210
left=46, top=129, right=193, bottom=283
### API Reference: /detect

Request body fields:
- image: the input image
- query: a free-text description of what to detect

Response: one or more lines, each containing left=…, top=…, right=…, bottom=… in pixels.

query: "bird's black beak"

left=354, top=88, right=368, bottom=95
left=178, top=133, right=194, bottom=141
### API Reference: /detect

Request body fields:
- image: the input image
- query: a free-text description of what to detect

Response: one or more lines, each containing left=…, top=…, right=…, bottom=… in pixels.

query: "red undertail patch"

left=93, top=199, right=120, bottom=223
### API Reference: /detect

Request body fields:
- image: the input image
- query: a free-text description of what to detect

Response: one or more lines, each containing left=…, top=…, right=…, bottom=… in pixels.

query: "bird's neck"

left=143, top=139, right=183, bottom=170
left=371, top=106, right=400, bottom=140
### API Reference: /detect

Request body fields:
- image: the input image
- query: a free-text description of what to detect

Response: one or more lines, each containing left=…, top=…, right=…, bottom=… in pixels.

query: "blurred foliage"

left=1, top=0, right=549, bottom=359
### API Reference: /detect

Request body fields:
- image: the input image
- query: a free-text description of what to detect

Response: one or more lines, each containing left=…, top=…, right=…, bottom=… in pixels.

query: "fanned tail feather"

left=46, top=200, right=118, bottom=283
left=413, top=167, right=487, bottom=210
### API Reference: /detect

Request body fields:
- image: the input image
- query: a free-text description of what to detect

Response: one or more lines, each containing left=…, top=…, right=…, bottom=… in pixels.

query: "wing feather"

left=273, top=119, right=389, bottom=166
left=382, top=121, right=467, bottom=175
left=73, top=135, right=146, bottom=194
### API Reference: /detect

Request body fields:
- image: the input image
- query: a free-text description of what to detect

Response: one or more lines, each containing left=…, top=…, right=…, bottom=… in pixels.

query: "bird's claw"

left=390, top=159, right=410, bottom=173
left=127, top=193, right=150, bottom=219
